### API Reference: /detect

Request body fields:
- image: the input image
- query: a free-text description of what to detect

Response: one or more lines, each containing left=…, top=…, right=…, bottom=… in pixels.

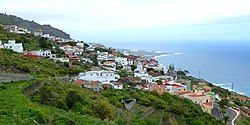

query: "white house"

left=81, top=58, right=93, bottom=63
left=57, top=58, right=70, bottom=63
left=127, top=56, right=136, bottom=65
left=78, top=70, right=120, bottom=82
left=102, top=61, right=116, bottom=71
left=34, top=29, right=43, bottom=36
left=165, top=83, right=188, bottom=94
left=17, top=27, right=31, bottom=34
left=115, top=57, right=128, bottom=66
left=76, top=43, right=84, bottom=48
left=42, top=34, right=50, bottom=38
left=123, top=51, right=131, bottom=56
left=9, top=25, right=18, bottom=33
left=37, top=50, right=51, bottom=57
left=97, top=51, right=108, bottom=60
left=4, top=40, right=23, bottom=53
left=112, top=82, right=123, bottom=89
left=0, top=40, right=4, bottom=48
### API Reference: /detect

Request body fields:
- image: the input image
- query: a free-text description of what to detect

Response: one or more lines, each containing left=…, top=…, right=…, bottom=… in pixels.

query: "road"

left=211, top=104, right=238, bottom=125
left=226, top=108, right=237, bottom=125
left=212, top=103, right=223, bottom=120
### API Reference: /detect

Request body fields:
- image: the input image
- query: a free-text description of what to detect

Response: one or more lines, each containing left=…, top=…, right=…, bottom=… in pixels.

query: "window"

left=9, top=46, right=12, bottom=48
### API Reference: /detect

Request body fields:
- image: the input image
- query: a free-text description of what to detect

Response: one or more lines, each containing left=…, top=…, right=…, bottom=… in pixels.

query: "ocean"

left=107, top=41, right=250, bottom=97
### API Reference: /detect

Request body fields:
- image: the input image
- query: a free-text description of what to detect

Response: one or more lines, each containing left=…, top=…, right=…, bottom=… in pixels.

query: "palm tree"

left=83, top=43, right=89, bottom=52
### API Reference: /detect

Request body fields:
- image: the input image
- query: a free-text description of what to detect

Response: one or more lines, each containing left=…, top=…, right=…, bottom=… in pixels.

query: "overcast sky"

left=1, top=0, right=250, bottom=43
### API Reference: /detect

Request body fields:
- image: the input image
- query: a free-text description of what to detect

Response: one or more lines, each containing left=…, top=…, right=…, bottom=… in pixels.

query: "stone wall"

left=0, top=72, right=33, bottom=83
left=122, top=98, right=136, bottom=110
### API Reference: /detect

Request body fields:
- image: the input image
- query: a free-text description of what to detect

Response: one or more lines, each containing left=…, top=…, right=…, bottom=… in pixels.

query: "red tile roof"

left=171, top=84, right=184, bottom=88
left=74, top=80, right=85, bottom=86
left=188, top=94, right=206, bottom=98
left=176, top=91, right=192, bottom=95
left=233, top=95, right=250, bottom=101
left=241, top=107, right=250, bottom=114
left=91, top=81, right=100, bottom=85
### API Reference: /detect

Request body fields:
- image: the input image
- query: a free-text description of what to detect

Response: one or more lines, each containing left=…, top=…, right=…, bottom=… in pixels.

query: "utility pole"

left=198, top=70, right=201, bottom=80
left=231, top=83, right=234, bottom=92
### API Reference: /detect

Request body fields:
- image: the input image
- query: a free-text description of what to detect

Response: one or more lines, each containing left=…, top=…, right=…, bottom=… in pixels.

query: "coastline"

left=153, top=52, right=249, bottom=98
left=116, top=47, right=249, bottom=98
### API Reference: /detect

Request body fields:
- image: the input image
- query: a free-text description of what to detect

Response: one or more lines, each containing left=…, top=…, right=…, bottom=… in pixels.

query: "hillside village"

left=0, top=24, right=250, bottom=125
left=0, top=25, right=216, bottom=113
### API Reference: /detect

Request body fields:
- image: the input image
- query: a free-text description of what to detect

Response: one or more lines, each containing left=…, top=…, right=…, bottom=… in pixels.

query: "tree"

left=223, top=115, right=230, bottom=124
left=66, top=90, right=84, bottom=109
left=83, top=43, right=89, bottom=52
left=131, top=65, right=137, bottom=72
left=93, top=99, right=114, bottom=120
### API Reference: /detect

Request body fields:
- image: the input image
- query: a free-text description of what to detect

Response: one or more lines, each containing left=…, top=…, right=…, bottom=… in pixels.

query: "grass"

left=0, top=80, right=113, bottom=125
left=146, top=109, right=163, bottom=124
left=236, top=114, right=250, bottom=125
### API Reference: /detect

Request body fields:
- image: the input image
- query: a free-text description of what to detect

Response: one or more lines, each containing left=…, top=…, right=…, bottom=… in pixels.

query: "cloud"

left=1, top=0, right=250, bottom=41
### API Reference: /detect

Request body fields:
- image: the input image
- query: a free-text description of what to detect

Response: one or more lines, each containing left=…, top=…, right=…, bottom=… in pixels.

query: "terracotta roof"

left=103, top=61, right=115, bottom=65
left=188, top=94, right=206, bottom=98
left=203, top=102, right=213, bottom=107
left=127, top=56, right=136, bottom=60
left=65, top=51, right=73, bottom=55
left=233, top=95, right=250, bottom=101
left=91, top=81, right=100, bottom=85
left=74, top=80, right=85, bottom=86
left=170, top=84, right=183, bottom=88
left=176, top=91, right=192, bottom=95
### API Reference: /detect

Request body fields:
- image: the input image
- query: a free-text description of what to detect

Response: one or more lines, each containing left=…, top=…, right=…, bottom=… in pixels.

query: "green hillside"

left=0, top=13, right=70, bottom=39
left=0, top=24, right=224, bottom=124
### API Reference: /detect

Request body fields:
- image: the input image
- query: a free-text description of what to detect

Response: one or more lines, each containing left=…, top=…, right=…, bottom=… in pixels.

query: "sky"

left=1, top=0, right=250, bottom=43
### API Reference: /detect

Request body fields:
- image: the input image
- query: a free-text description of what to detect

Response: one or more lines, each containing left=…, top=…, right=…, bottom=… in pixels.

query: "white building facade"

left=78, top=70, right=120, bottom=82
left=3, top=40, right=24, bottom=53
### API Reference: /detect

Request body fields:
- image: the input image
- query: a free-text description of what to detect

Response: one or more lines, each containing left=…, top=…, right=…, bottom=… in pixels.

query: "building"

left=17, top=27, right=31, bottom=34
left=24, top=50, right=55, bottom=58
left=112, top=82, right=123, bottom=89
left=115, top=57, right=128, bottom=66
left=102, top=61, right=116, bottom=71
left=183, top=88, right=214, bottom=114
left=241, top=107, right=250, bottom=117
left=73, top=80, right=85, bottom=88
left=78, top=70, right=120, bottom=82
left=57, top=58, right=70, bottom=63
left=165, top=83, right=188, bottom=94
left=127, top=56, right=136, bottom=65
left=83, top=81, right=103, bottom=91
left=0, top=40, right=4, bottom=48
left=97, top=51, right=108, bottom=60
left=123, top=51, right=131, bottom=56
left=34, top=29, right=43, bottom=36
left=3, top=40, right=23, bottom=53
left=233, top=95, right=250, bottom=102
left=42, top=34, right=50, bottom=38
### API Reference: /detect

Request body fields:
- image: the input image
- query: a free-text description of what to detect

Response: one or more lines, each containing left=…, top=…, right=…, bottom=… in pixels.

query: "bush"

left=66, top=90, right=84, bottom=109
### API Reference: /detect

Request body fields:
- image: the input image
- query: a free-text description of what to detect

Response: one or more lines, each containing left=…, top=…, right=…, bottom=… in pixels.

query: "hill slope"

left=0, top=13, right=70, bottom=39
